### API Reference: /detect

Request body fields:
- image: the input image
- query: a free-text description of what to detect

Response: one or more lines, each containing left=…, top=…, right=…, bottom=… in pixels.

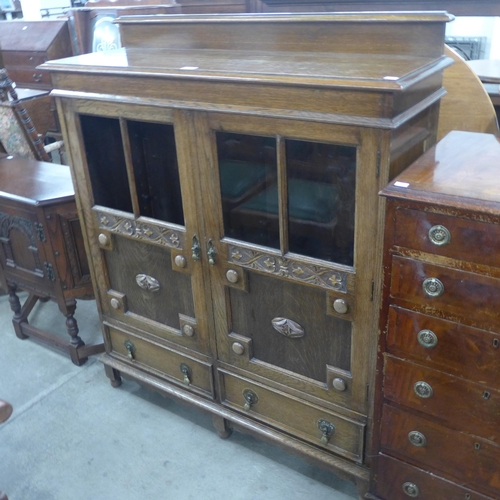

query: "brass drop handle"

left=243, top=389, right=258, bottom=411
left=180, top=363, right=191, bottom=385
left=33, top=73, right=43, bottom=83
left=318, top=419, right=335, bottom=445
left=207, top=239, right=216, bottom=266
left=124, top=340, right=135, bottom=360
left=402, top=482, right=420, bottom=497
left=192, top=235, right=201, bottom=261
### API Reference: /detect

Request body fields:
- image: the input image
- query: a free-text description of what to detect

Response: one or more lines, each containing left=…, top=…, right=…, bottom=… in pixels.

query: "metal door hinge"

left=34, top=222, right=46, bottom=242
left=44, top=262, right=56, bottom=281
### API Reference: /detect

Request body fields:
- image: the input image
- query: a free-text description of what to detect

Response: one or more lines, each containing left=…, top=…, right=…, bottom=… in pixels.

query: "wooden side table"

left=0, top=155, right=103, bottom=365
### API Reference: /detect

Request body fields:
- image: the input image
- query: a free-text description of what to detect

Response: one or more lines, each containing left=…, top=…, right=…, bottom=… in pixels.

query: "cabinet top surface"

left=382, top=131, right=500, bottom=210
left=0, top=157, right=75, bottom=206
left=0, top=20, right=68, bottom=52
left=43, top=48, right=448, bottom=90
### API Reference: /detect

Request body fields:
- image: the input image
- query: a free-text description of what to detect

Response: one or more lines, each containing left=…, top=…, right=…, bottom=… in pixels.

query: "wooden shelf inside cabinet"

left=0, top=156, right=102, bottom=366
left=42, top=12, right=453, bottom=499
left=371, top=130, right=500, bottom=500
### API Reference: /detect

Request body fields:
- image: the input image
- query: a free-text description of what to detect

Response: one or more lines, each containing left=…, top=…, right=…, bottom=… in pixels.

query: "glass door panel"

left=216, top=131, right=279, bottom=250
left=80, top=114, right=133, bottom=213
left=128, top=120, right=184, bottom=225
left=286, top=140, right=356, bottom=266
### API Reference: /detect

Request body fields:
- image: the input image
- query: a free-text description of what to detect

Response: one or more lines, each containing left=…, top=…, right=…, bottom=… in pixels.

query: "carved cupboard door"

left=60, top=100, right=215, bottom=360
left=194, top=112, right=381, bottom=415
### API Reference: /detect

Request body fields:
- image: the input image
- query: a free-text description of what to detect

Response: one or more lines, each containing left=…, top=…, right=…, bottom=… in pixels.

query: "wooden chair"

left=438, top=45, right=499, bottom=141
left=0, top=399, right=13, bottom=500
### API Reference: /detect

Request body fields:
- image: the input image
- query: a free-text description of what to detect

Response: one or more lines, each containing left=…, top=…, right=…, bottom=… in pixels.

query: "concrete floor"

left=0, top=292, right=359, bottom=500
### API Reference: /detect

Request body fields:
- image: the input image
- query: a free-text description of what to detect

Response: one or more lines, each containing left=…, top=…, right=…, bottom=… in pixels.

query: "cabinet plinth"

left=42, top=12, right=452, bottom=496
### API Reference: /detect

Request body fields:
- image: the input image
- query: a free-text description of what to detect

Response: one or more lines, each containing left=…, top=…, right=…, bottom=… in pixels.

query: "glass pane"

left=216, top=132, right=279, bottom=249
left=286, top=140, right=356, bottom=265
left=80, top=115, right=133, bottom=213
left=128, top=120, right=184, bottom=226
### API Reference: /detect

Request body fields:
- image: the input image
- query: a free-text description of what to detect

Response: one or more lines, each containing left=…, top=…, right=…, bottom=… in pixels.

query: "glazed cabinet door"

left=58, top=100, right=214, bottom=358
left=196, top=113, right=381, bottom=415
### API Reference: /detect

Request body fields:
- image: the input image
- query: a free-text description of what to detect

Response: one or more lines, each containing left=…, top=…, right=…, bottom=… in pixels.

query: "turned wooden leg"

left=63, top=299, right=88, bottom=366
left=8, top=283, right=28, bottom=339
left=104, top=365, right=122, bottom=388
left=212, top=414, right=232, bottom=439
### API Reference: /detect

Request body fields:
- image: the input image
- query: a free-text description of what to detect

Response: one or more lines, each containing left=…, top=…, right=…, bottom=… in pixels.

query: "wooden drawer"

left=375, top=454, right=495, bottom=500
left=6, top=68, right=51, bottom=88
left=387, top=306, right=500, bottom=386
left=390, top=255, right=500, bottom=331
left=107, top=324, right=214, bottom=398
left=380, top=405, right=500, bottom=497
left=392, top=207, right=500, bottom=268
left=219, top=370, right=365, bottom=463
left=2, top=51, right=47, bottom=68
left=384, top=355, right=500, bottom=443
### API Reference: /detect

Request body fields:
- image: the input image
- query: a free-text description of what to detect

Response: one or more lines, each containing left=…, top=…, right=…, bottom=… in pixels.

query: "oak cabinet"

left=43, top=12, right=451, bottom=497
left=371, top=131, right=500, bottom=500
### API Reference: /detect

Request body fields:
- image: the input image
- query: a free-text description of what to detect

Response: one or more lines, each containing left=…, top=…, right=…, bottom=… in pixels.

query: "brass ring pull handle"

left=414, top=381, right=433, bottom=399
left=192, top=235, right=201, bottom=261
left=408, top=431, right=427, bottom=447
left=242, top=389, right=258, bottom=411
left=207, top=239, right=216, bottom=266
left=417, top=329, right=438, bottom=349
left=402, top=482, right=419, bottom=497
left=422, top=277, right=444, bottom=297
left=124, top=340, right=135, bottom=360
left=180, top=363, right=191, bottom=385
left=318, top=419, right=335, bottom=445
left=428, top=225, right=451, bottom=246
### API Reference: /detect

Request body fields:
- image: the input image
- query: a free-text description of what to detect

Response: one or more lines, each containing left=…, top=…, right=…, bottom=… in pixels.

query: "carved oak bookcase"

left=43, top=12, right=452, bottom=497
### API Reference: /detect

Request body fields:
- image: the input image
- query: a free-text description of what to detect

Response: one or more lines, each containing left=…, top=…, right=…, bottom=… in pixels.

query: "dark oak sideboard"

left=371, top=130, right=500, bottom=500
left=42, top=12, right=452, bottom=497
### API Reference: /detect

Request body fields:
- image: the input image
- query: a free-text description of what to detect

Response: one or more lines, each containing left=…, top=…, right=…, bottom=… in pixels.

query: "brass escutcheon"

left=192, top=235, right=201, bottom=261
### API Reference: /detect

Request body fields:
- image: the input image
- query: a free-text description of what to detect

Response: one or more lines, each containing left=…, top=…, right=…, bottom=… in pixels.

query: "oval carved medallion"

left=271, top=317, right=305, bottom=338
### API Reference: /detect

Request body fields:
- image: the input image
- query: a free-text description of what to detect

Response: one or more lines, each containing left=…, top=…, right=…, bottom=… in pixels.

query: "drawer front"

left=387, top=306, right=500, bottom=386
left=375, top=454, right=495, bottom=500
left=6, top=68, right=51, bottom=89
left=3, top=51, right=47, bottom=68
left=390, top=255, right=500, bottom=330
left=107, top=324, right=214, bottom=398
left=393, top=207, right=500, bottom=268
left=220, top=370, right=365, bottom=462
left=384, top=356, right=500, bottom=443
left=380, top=405, right=500, bottom=497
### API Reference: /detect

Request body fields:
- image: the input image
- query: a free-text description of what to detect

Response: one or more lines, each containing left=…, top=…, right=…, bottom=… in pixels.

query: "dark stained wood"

left=371, top=130, right=500, bottom=499
left=0, top=156, right=100, bottom=365
left=46, top=13, right=451, bottom=498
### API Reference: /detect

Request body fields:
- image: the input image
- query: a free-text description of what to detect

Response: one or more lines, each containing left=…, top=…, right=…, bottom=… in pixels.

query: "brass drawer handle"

left=226, top=269, right=239, bottom=283
left=332, top=378, right=347, bottom=392
left=414, top=381, right=433, bottom=399
left=98, top=233, right=109, bottom=246
left=422, top=277, right=444, bottom=297
left=33, top=73, right=43, bottom=83
left=417, top=329, right=438, bottom=349
left=428, top=225, right=451, bottom=246
left=192, top=235, right=201, bottom=261
left=318, top=419, right=335, bottom=445
left=180, top=363, right=191, bottom=385
left=242, top=389, right=258, bottom=411
left=207, top=239, right=216, bottom=266
left=135, top=274, right=160, bottom=292
left=408, top=430, right=427, bottom=447
left=124, top=340, right=135, bottom=360
left=402, top=482, right=419, bottom=497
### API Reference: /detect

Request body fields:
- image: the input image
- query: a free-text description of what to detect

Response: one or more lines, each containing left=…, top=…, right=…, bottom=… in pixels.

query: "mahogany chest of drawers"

left=370, top=130, right=500, bottom=500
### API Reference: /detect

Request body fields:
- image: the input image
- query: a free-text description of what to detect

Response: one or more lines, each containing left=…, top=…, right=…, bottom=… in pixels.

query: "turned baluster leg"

left=8, top=283, right=28, bottom=339
left=64, top=299, right=87, bottom=366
